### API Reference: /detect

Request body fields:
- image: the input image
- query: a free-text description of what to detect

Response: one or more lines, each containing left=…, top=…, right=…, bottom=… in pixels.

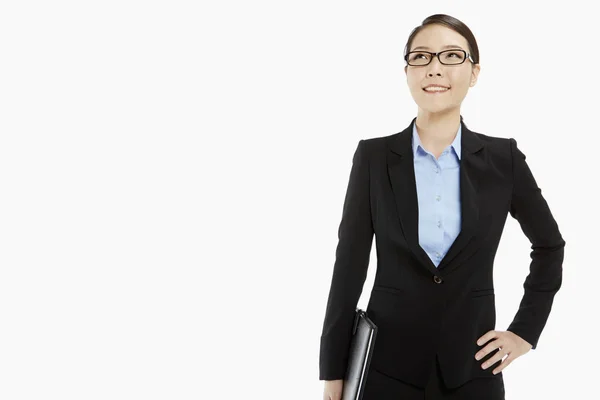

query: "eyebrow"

left=411, top=44, right=464, bottom=51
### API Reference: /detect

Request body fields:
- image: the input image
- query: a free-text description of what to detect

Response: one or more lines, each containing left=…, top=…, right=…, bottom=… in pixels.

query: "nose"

left=426, top=55, right=443, bottom=76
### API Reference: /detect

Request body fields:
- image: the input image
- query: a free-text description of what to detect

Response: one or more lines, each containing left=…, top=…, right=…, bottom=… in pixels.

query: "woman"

left=319, top=14, right=565, bottom=400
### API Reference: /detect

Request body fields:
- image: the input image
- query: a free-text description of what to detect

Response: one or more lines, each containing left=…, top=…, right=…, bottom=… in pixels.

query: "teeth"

left=424, top=87, right=449, bottom=92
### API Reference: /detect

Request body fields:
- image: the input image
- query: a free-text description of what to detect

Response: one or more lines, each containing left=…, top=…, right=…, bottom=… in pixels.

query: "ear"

left=470, top=64, right=481, bottom=87
left=404, top=65, right=408, bottom=75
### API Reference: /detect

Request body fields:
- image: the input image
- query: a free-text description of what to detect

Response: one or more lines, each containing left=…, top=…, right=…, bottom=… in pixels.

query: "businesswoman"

left=319, top=14, right=565, bottom=400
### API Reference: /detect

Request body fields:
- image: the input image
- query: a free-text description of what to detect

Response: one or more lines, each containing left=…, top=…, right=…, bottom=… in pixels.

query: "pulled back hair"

left=404, top=14, right=480, bottom=65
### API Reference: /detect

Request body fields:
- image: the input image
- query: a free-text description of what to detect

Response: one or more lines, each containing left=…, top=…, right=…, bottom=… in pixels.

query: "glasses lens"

left=439, top=50, right=466, bottom=65
left=407, top=52, right=431, bottom=66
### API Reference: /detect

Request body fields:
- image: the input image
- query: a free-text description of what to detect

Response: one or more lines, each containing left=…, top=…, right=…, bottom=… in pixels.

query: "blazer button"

left=433, top=275, right=443, bottom=284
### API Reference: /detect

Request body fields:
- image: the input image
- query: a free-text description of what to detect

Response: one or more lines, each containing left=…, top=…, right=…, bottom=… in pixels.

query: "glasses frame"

left=404, top=49, right=473, bottom=66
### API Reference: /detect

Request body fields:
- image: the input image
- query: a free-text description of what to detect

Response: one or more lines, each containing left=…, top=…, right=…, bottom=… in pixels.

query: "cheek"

left=407, top=82, right=424, bottom=96
left=452, top=73, right=473, bottom=91
left=452, top=82, right=471, bottom=96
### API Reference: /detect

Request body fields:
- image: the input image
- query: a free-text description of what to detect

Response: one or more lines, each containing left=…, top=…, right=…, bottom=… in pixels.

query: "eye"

left=410, top=52, right=428, bottom=60
left=441, top=51, right=466, bottom=62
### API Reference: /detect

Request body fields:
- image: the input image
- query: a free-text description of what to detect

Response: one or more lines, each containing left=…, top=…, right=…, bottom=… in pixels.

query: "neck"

left=415, top=108, right=461, bottom=146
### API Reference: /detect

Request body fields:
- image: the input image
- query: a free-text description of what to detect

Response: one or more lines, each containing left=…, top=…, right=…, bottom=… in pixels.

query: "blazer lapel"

left=387, top=117, right=487, bottom=276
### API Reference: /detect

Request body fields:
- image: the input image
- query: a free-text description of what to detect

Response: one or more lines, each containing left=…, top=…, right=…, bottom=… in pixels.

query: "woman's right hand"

left=323, top=379, right=344, bottom=400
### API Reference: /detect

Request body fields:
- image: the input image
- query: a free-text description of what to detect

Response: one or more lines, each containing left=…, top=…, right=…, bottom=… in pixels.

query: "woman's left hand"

left=475, top=330, right=533, bottom=374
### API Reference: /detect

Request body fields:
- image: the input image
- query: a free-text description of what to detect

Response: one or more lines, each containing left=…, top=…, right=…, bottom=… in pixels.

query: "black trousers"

left=362, top=355, right=505, bottom=400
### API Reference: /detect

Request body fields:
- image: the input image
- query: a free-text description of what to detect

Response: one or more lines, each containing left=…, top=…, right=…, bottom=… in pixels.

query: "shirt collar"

left=412, top=120, right=462, bottom=160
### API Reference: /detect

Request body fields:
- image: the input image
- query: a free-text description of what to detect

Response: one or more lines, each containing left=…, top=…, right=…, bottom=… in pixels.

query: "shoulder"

left=466, top=126, right=511, bottom=148
left=466, top=129, right=519, bottom=167
left=355, top=132, right=402, bottom=157
left=345, top=134, right=396, bottom=165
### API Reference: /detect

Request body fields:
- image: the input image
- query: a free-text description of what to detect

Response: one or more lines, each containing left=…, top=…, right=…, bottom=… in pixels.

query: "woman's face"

left=404, top=24, right=480, bottom=115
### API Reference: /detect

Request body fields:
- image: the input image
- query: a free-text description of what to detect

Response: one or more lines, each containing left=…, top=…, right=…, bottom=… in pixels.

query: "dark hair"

left=404, top=14, right=480, bottom=66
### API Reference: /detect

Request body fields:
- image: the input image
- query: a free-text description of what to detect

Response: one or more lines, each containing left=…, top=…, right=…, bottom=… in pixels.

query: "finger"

left=493, top=354, right=514, bottom=375
left=481, top=348, right=507, bottom=370
left=477, top=330, right=497, bottom=346
left=476, top=339, right=503, bottom=360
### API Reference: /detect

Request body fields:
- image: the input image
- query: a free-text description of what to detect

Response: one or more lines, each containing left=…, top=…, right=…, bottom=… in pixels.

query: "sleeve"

left=505, top=137, right=566, bottom=350
left=319, top=139, right=374, bottom=380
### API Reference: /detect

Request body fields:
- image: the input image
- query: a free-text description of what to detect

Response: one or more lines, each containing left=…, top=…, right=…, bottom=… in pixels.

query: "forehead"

left=410, top=24, right=469, bottom=52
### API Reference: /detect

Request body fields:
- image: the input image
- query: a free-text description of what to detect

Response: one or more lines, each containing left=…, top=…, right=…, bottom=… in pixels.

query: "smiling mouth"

left=423, top=87, right=450, bottom=93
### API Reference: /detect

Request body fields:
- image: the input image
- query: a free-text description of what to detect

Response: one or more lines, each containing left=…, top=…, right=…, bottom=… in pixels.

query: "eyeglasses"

left=404, top=49, right=473, bottom=66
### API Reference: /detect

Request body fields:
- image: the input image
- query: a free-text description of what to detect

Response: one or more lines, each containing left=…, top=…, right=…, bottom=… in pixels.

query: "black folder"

left=342, top=309, right=378, bottom=400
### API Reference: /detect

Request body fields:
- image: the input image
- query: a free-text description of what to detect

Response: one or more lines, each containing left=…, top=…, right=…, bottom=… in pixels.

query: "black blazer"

left=318, top=116, right=565, bottom=389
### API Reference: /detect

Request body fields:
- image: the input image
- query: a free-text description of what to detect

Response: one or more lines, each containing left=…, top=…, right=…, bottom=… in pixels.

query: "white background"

left=0, top=1, right=596, bottom=399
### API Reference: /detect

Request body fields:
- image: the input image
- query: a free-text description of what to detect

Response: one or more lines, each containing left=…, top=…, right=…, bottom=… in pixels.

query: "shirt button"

left=433, top=275, right=443, bottom=284
left=437, top=221, right=442, bottom=228
left=436, top=195, right=441, bottom=201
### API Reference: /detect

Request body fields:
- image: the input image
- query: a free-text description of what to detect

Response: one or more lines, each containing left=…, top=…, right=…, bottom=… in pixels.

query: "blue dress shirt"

left=412, top=121, right=462, bottom=267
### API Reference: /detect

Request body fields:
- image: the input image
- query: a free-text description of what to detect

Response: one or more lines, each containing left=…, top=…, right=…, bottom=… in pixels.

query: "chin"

left=416, top=97, right=458, bottom=110
left=418, top=104, right=451, bottom=114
